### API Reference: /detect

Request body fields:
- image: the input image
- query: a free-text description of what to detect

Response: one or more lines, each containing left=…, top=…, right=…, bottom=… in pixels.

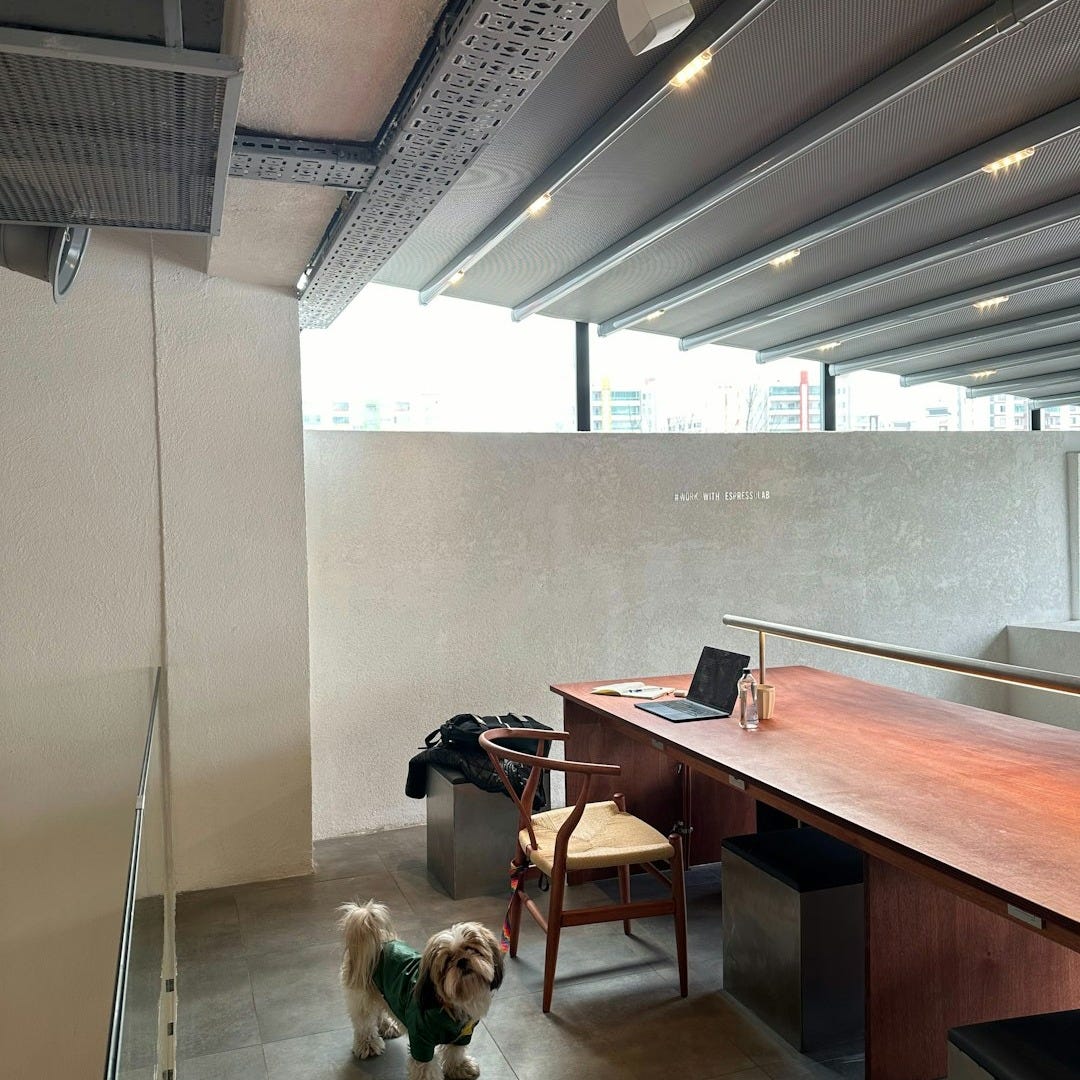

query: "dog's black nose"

left=457, top=958, right=471, bottom=971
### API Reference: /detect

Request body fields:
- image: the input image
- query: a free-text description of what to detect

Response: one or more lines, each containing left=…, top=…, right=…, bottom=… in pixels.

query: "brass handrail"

left=722, top=615, right=1080, bottom=697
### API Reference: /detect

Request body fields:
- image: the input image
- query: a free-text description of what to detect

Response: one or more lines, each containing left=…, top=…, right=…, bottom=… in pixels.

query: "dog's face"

left=417, top=921, right=503, bottom=1017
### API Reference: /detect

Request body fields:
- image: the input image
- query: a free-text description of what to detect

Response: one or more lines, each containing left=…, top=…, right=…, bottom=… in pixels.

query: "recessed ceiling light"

left=816, top=341, right=841, bottom=352
left=973, top=295, right=1009, bottom=312
left=646, top=309, right=666, bottom=321
left=670, top=50, right=711, bottom=88
left=528, top=193, right=553, bottom=215
left=768, top=249, right=801, bottom=269
left=970, top=369, right=998, bottom=379
left=296, top=272, right=309, bottom=292
left=450, top=270, right=466, bottom=285
left=981, top=147, right=1035, bottom=174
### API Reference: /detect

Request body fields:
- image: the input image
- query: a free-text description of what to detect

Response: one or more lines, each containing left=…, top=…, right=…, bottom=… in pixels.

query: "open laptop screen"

left=688, top=646, right=750, bottom=713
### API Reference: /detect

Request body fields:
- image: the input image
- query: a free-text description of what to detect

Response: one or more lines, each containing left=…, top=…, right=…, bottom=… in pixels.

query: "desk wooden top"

left=552, top=666, right=1080, bottom=947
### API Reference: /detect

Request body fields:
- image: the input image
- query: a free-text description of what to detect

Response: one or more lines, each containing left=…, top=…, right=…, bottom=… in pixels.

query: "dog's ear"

left=482, top=927, right=504, bottom=990
left=416, top=937, right=445, bottom=1010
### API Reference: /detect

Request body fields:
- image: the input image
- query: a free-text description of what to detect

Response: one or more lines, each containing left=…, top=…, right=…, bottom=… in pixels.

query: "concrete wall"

left=305, top=430, right=1076, bottom=840
left=152, top=243, right=313, bottom=890
left=0, top=232, right=311, bottom=1078
left=0, top=235, right=162, bottom=1080
left=1007, top=622, right=1080, bottom=731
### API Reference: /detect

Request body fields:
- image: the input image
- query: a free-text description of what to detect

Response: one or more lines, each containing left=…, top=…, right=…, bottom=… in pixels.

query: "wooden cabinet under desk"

left=551, top=666, right=1080, bottom=1080
left=560, top=694, right=756, bottom=872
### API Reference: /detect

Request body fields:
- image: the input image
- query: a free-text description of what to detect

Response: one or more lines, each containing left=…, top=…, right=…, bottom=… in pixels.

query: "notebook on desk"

left=634, top=645, right=750, bottom=722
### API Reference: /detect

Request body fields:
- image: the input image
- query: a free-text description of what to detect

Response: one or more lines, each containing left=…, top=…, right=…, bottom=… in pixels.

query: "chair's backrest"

left=478, top=729, right=620, bottom=853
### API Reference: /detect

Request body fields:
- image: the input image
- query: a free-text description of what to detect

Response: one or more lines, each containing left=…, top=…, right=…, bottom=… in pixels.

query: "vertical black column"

left=1030, top=407, right=1043, bottom=431
left=822, top=365, right=837, bottom=431
left=576, top=322, right=591, bottom=432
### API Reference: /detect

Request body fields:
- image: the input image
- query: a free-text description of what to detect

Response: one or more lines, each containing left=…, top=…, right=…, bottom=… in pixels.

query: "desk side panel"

left=865, top=857, right=1080, bottom=1080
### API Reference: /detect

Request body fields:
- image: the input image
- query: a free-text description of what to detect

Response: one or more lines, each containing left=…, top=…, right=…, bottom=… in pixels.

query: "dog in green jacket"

left=340, top=900, right=503, bottom=1080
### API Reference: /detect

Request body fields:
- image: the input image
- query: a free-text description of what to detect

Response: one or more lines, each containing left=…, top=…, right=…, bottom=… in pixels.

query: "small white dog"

left=339, top=899, right=503, bottom=1080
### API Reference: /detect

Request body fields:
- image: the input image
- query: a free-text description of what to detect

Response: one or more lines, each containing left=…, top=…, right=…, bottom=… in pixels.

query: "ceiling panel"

left=832, top=318, right=1080, bottom=376
left=542, top=0, right=1080, bottom=328
left=876, top=339, right=1080, bottom=382
left=654, top=128, right=1080, bottom=341
left=435, top=0, right=989, bottom=307
left=759, top=279, right=1080, bottom=363
left=719, top=210, right=1080, bottom=352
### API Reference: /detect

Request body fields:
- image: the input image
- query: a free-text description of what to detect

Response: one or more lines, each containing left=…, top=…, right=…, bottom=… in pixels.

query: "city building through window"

left=300, top=284, right=1080, bottom=434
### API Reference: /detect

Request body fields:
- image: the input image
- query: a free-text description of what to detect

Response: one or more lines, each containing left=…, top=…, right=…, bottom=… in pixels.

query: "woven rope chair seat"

left=521, top=800, right=674, bottom=875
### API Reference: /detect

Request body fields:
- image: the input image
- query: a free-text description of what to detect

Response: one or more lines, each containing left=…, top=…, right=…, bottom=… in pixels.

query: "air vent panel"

left=0, top=30, right=240, bottom=233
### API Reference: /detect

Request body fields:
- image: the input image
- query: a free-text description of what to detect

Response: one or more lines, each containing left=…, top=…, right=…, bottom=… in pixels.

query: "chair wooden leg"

left=618, top=863, right=632, bottom=935
left=542, top=870, right=566, bottom=1013
left=669, top=833, right=688, bottom=998
left=508, top=881, right=524, bottom=958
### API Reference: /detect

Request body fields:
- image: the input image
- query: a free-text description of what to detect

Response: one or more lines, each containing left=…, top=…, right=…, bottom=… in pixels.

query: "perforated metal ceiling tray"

left=298, top=0, right=608, bottom=329
left=0, top=28, right=241, bottom=234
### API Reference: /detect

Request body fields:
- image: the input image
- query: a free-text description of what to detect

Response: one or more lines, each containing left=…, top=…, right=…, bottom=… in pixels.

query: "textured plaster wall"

left=1007, top=623, right=1080, bottom=731
left=1, top=233, right=312, bottom=1077
left=152, top=242, right=313, bottom=891
left=0, top=233, right=162, bottom=1078
left=306, top=431, right=1075, bottom=840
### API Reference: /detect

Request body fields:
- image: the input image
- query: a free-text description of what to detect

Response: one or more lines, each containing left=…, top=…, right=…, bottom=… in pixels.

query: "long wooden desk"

left=552, top=666, right=1080, bottom=1080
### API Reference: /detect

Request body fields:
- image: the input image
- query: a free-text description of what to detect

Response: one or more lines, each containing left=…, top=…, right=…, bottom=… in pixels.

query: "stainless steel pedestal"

left=722, top=829, right=865, bottom=1053
left=425, top=763, right=521, bottom=900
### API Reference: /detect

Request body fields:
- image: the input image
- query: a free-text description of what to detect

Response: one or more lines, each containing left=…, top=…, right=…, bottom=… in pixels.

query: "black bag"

left=424, top=712, right=552, bottom=757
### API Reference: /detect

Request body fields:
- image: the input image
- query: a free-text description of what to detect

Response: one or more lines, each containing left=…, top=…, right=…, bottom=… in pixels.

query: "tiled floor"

left=176, top=827, right=864, bottom=1079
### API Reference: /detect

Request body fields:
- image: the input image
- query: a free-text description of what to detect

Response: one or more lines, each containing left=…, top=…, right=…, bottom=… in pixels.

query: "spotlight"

left=0, top=224, right=90, bottom=302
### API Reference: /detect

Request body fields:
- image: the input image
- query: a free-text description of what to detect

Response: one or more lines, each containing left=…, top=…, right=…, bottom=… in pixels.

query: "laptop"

left=634, top=646, right=750, bottom=722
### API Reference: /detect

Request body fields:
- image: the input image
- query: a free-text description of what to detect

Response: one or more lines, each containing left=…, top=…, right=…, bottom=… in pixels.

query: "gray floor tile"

left=496, top=917, right=668, bottom=1000
left=706, top=1071, right=772, bottom=1080
left=312, top=834, right=392, bottom=882
left=236, top=871, right=412, bottom=957
left=357, top=825, right=426, bottom=868
left=177, top=955, right=261, bottom=1060
left=248, top=942, right=351, bottom=1043
left=119, top=963, right=162, bottom=1069
left=129, top=895, right=165, bottom=972
left=176, top=825, right=864, bottom=1080
left=262, top=1023, right=513, bottom=1080
left=178, top=1044, right=269, bottom=1079
left=177, top=890, right=246, bottom=961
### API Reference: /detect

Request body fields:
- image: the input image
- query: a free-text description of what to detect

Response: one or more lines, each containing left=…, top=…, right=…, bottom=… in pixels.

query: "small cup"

left=756, top=684, right=776, bottom=721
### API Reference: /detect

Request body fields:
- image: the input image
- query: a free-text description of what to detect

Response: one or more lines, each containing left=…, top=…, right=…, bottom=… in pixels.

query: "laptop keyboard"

left=663, top=699, right=706, bottom=714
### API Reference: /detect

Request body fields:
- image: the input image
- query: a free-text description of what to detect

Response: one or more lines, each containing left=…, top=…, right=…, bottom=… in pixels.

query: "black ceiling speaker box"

left=0, top=223, right=90, bottom=301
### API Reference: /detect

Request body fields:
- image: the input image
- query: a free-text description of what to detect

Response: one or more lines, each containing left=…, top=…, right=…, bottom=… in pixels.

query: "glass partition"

left=105, top=669, right=169, bottom=1080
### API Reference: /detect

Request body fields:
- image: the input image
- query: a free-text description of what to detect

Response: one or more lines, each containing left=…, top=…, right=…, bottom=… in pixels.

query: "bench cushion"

left=721, top=827, right=863, bottom=892
left=949, top=1009, right=1080, bottom=1080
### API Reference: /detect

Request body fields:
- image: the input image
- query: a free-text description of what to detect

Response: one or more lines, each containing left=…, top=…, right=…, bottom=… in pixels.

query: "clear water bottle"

left=738, top=669, right=758, bottom=730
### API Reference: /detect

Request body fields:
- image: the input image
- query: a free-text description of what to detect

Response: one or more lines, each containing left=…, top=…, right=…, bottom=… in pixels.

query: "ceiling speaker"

left=0, top=224, right=90, bottom=301
left=617, top=0, right=696, bottom=55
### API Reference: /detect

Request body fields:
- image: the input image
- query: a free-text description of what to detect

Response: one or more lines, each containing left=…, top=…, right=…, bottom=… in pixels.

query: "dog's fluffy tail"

left=338, top=899, right=395, bottom=990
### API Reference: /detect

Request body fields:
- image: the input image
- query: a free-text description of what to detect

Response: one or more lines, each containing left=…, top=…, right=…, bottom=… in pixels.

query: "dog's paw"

left=443, top=1055, right=481, bottom=1080
left=352, top=1033, right=386, bottom=1060
left=379, top=1015, right=404, bottom=1039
